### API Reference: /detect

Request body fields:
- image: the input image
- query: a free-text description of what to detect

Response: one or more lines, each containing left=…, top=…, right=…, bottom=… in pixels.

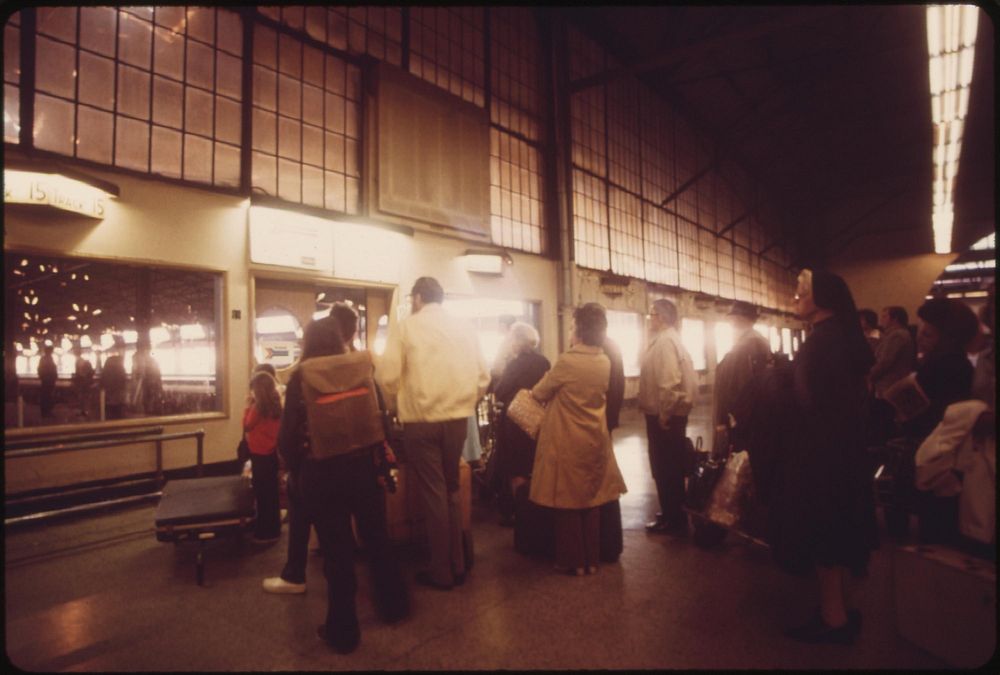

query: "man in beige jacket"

left=637, top=298, right=697, bottom=535
left=377, top=277, right=490, bottom=590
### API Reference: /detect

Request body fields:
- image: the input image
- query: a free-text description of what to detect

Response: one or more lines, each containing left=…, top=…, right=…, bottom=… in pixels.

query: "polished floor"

left=5, top=401, right=948, bottom=671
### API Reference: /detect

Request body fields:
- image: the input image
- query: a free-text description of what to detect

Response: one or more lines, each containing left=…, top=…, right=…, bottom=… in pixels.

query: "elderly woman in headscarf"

left=775, top=269, right=878, bottom=646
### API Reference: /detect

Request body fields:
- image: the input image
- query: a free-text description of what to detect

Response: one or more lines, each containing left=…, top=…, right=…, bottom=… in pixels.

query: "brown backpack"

left=299, top=351, right=385, bottom=459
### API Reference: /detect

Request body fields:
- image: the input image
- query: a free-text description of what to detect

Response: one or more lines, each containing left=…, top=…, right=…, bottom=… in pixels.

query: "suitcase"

left=513, top=481, right=555, bottom=559
left=154, top=475, right=255, bottom=585
left=893, top=544, right=996, bottom=668
left=384, top=458, right=474, bottom=570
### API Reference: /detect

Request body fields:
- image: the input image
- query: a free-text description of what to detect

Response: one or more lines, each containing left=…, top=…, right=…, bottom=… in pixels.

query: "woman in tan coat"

left=530, top=303, right=627, bottom=575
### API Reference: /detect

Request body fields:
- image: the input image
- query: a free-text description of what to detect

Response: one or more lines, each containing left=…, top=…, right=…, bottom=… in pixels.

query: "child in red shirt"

left=244, top=371, right=283, bottom=543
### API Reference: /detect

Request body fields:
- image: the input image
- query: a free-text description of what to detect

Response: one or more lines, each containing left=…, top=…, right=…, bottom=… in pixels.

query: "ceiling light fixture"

left=926, top=4, right=979, bottom=254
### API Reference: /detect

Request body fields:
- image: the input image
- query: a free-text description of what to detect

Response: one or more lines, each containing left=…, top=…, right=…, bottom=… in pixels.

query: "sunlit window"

left=446, top=297, right=536, bottom=370
left=607, top=310, right=642, bottom=377
left=781, top=327, right=793, bottom=357
left=681, top=317, right=707, bottom=371
left=714, top=321, right=735, bottom=361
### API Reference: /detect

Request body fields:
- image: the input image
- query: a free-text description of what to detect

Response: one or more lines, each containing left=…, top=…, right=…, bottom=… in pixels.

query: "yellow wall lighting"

left=926, top=4, right=979, bottom=254
left=3, top=169, right=117, bottom=219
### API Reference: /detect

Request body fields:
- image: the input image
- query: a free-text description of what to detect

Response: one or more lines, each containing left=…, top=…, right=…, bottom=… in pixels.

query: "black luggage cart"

left=154, top=475, right=255, bottom=585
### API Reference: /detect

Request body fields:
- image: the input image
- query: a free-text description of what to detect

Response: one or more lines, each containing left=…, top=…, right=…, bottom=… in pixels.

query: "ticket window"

left=606, top=310, right=643, bottom=377
left=680, top=318, right=708, bottom=372
left=253, top=278, right=392, bottom=370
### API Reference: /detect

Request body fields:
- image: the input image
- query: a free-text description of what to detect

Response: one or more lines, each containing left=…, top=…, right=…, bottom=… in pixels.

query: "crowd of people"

left=232, top=269, right=992, bottom=654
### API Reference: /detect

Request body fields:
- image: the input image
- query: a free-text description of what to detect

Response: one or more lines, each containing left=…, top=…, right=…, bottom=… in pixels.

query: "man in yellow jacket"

left=637, top=299, right=697, bottom=535
left=377, top=277, right=490, bottom=590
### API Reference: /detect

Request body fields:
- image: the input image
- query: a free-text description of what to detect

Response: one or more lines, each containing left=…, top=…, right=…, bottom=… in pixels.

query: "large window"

left=4, top=10, right=20, bottom=143
left=5, top=252, right=223, bottom=428
left=250, top=24, right=362, bottom=213
left=31, top=6, right=243, bottom=186
left=606, top=310, right=643, bottom=377
left=681, top=317, right=707, bottom=372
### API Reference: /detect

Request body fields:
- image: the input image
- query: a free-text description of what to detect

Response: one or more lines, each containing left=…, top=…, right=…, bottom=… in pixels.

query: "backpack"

left=299, top=351, right=385, bottom=459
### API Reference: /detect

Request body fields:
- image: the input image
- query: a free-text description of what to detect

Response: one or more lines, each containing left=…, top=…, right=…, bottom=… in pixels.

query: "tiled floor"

left=4, top=402, right=950, bottom=671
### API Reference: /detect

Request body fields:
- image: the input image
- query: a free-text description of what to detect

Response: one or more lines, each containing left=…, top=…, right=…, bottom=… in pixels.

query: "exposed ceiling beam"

left=569, top=7, right=844, bottom=93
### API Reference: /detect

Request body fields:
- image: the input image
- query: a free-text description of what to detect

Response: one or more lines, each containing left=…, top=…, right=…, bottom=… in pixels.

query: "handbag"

left=506, top=389, right=546, bottom=441
left=237, top=436, right=250, bottom=464
left=704, top=450, right=754, bottom=529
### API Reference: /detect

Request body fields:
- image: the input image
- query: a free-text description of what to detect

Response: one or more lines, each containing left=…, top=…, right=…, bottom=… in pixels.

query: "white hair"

left=509, top=321, right=540, bottom=351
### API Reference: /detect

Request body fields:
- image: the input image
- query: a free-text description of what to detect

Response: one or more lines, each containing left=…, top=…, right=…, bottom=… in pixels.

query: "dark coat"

left=767, top=318, right=879, bottom=577
left=904, top=349, right=974, bottom=441
left=603, top=337, right=625, bottom=432
left=714, top=328, right=771, bottom=439
left=492, top=350, right=551, bottom=481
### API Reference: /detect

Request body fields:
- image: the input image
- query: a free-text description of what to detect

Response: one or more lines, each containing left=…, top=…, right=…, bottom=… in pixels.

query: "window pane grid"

left=570, top=87, right=606, bottom=178
left=32, top=7, right=241, bottom=187
left=698, top=228, right=718, bottom=296
left=409, top=7, right=484, bottom=107
left=642, top=203, right=679, bottom=286
left=252, top=25, right=361, bottom=214
left=490, top=128, right=544, bottom=254
left=489, top=8, right=541, bottom=141
left=608, top=187, right=643, bottom=278
left=572, top=169, right=609, bottom=271
left=261, top=6, right=405, bottom=67
left=677, top=218, right=700, bottom=291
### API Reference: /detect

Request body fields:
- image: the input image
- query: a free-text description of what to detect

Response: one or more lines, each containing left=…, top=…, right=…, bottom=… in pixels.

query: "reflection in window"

left=681, top=317, right=707, bottom=371
left=5, top=252, right=223, bottom=428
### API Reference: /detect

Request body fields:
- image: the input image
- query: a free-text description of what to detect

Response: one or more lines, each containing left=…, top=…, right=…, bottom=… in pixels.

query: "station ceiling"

left=564, top=5, right=995, bottom=266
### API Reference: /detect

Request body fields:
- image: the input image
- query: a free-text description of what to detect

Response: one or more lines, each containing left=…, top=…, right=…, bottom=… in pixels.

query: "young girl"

left=244, top=371, right=283, bottom=543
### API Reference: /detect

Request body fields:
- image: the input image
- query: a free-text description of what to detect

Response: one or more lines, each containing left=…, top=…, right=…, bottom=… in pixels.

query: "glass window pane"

left=76, top=105, right=113, bottom=164
left=302, top=125, right=323, bottom=166
left=302, top=84, right=323, bottom=126
left=183, top=133, right=212, bottom=183
left=37, top=7, right=77, bottom=42
left=152, top=76, right=183, bottom=128
left=155, top=6, right=185, bottom=30
left=153, top=27, right=184, bottom=80
left=277, top=157, right=301, bottom=202
left=277, top=117, right=301, bottom=161
left=324, top=132, right=344, bottom=172
left=186, top=7, right=215, bottom=44
left=33, top=94, right=75, bottom=155
left=185, top=41, right=214, bottom=90
left=252, top=151, right=277, bottom=195
left=184, top=86, right=214, bottom=136
left=216, top=10, right=242, bottom=57
left=252, top=108, right=276, bottom=153
left=216, top=52, right=241, bottom=99
left=79, top=7, right=116, bottom=56
left=325, top=93, right=344, bottom=133
left=277, top=74, right=301, bottom=118
left=278, top=33, right=302, bottom=77
left=325, top=171, right=345, bottom=212
left=115, top=116, right=150, bottom=171
left=78, top=52, right=115, bottom=111
left=214, top=142, right=240, bottom=187
left=151, top=125, right=182, bottom=178
left=302, top=165, right=324, bottom=207
left=117, top=64, right=151, bottom=119
left=214, top=96, right=241, bottom=145
left=4, top=84, right=20, bottom=143
left=118, top=12, right=152, bottom=69
left=303, top=45, right=323, bottom=86
left=252, top=66, right=276, bottom=111
left=35, top=37, right=77, bottom=98
left=3, top=21, right=19, bottom=83
left=254, top=25, right=276, bottom=68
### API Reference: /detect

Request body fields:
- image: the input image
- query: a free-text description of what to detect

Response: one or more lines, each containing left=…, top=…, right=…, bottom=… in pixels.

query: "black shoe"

left=317, top=624, right=360, bottom=654
left=645, top=519, right=669, bottom=533
left=785, top=614, right=856, bottom=646
left=414, top=571, right=452, bottom=591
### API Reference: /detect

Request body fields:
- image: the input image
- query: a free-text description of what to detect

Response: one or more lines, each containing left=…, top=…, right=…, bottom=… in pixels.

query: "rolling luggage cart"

left=154, top=475, right=255, bottom=586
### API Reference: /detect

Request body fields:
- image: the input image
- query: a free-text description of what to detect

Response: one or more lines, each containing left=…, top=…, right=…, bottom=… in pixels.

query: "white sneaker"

left=262, top=577, right=306, bottom=594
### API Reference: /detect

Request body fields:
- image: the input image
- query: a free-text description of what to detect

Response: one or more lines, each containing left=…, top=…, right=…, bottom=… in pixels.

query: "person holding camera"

left=276, top=314, right=408, bottom=654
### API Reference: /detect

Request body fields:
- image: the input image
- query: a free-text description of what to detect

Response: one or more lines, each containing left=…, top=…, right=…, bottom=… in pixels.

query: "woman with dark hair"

left=528, top=303, right=627, bottom=575
left=904, top=297, right=978, bottom=441
left=244, top=370, right=283, bottom=542
left=776, top=269, right=878, bottom=645
left=276, top=315, right=408, bottom=654
left=901, top=297, right=978, bottom=545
